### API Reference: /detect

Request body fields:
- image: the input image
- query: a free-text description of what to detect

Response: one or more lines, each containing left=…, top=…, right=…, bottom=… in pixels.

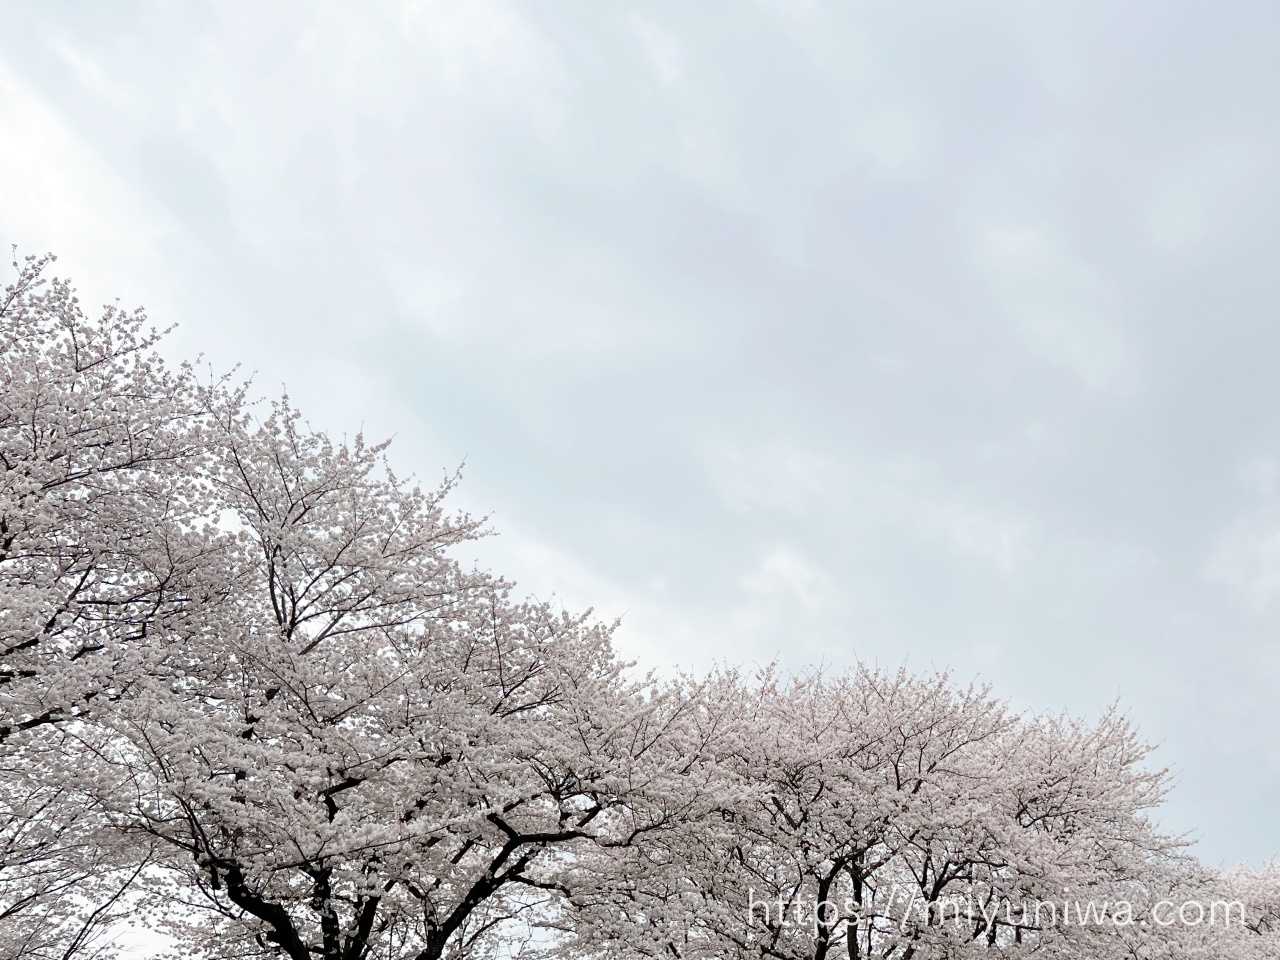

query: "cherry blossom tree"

left=0, top=251, right=210, bottom=743
left=0, top=252, right=210, bottom=958
left=1212, top=862, right=1280, bottom=959
left=2, top=254, right=722, bottom=960
left=83, top=393, right=726, bottom=960
left=560, top=667, right=1215, bottom=960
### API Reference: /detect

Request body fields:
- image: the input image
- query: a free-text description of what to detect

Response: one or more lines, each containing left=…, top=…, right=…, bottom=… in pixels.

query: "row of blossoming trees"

left=1, top=254, right=1276, bottom=960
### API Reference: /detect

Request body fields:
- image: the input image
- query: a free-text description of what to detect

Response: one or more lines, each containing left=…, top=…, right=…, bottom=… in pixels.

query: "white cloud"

left=857, top=106, right=932, bottom=176
left=386, top=259, right=472, bottom=340
left=1236, top=455, right=1280, bottom=497
left=973, top=222, right=1135, bottom=391
left=1147, top=142, right=1256, bottom=253
left=0, top=58, right=172, bottom=303
left=1204, top=508, right=1280, bottom=610
left=938, top=504, right=1031, bottom=575
left=733, top=546, right=848, bottom=641
left=703, top=437, right=1034, bottom=576
left=703, top=440, right=840, bottom=516
left=629, top=14, right=686, bottom=87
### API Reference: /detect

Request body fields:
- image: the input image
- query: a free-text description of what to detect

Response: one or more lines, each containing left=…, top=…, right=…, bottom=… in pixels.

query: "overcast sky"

left=3, top=1, right=1279, bottom=868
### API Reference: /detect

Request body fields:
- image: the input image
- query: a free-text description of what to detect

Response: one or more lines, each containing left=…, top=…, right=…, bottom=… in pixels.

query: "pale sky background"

left=2, top=1, right=1279, bottom=870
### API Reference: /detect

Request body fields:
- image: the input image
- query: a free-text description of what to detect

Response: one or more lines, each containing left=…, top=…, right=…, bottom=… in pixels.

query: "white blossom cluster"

left=1, top=254, right=1276, bottom=960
